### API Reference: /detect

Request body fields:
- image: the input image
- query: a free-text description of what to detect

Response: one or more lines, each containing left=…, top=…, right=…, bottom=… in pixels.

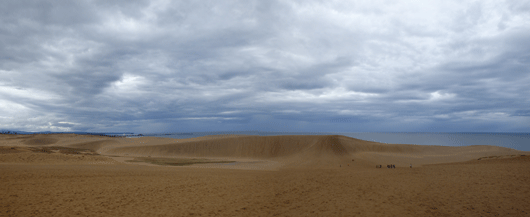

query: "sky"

left=1, top=0, right=529, bottom=133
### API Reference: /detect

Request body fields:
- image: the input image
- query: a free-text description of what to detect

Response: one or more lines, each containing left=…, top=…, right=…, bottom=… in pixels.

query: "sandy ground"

left=1, top=133, right=529, bottom=216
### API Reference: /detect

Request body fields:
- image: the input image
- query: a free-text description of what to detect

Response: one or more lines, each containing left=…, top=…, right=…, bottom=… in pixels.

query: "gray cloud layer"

left=1, top=0, right=529, bottom=133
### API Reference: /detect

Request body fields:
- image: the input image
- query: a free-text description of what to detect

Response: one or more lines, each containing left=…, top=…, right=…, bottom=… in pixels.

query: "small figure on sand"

left=410, top=164, right=412, bottom=168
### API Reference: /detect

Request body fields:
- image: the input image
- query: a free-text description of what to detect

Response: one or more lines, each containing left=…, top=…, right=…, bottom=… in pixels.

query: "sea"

left=132, top=131, right=530, bottom=152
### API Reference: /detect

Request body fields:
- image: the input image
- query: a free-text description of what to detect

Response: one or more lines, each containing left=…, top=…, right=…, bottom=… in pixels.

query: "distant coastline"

left=1, top=130, right=529, bottom=151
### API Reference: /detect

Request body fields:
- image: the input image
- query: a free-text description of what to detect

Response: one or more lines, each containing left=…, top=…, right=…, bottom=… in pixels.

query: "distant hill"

left=0, top=130, right=134, bottom=135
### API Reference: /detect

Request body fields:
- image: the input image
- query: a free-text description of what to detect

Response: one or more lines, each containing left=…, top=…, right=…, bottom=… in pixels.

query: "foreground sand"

left=1, top=134, right=529, bottom=216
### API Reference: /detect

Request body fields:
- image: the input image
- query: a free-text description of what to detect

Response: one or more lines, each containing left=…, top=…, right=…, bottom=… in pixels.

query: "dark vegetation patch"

left=23, top=138, right=59, bottom=146
left=29, top=146, right=99, bottom=155
left=0, top=147, right=24, bottom=154
left=125, top=157, right=235, bottom=166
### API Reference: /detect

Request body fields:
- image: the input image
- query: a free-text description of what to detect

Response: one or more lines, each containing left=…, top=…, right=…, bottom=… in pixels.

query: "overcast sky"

left=1, top=0, right=529, bottom=133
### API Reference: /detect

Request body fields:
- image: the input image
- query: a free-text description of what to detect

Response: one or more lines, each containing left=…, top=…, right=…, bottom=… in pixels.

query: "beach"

left=1, top=133, right=529, bottom=216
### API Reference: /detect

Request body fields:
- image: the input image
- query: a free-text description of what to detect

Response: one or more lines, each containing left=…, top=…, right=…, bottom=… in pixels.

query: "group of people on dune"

left=375, top=164, right=413, bottom=168
left=374, top=164, right=398, bottom=168
left=341, top=160, right=412, bottom=169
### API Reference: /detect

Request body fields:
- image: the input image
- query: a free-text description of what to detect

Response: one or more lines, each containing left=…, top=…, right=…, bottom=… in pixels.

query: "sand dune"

left=107, top=135, right=339, bottom=158
left=2, top=134, right=527, bottom=168
left=103, top=135, right=527, bottom=168
left=2, top=133, right=529, bottom=216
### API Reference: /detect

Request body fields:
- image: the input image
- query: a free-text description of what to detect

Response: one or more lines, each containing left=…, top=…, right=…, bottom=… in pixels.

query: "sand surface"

left=1, top=133, right=529, bottom=216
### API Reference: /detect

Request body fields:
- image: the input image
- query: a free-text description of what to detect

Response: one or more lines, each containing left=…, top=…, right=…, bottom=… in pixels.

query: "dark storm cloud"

left=1, top=0, right=529, bottom=133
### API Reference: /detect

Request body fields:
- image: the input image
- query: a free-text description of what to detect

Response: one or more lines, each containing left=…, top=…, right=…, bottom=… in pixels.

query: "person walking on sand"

left=410, top=164, right=412, bottom=168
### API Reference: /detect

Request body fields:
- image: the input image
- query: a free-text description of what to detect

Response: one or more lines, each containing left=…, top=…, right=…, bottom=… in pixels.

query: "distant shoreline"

left=2, top=131, right=529, bottom=151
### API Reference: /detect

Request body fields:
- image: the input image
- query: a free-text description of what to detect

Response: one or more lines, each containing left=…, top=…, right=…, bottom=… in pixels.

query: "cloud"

left=0, top=0, right=529, bottom=133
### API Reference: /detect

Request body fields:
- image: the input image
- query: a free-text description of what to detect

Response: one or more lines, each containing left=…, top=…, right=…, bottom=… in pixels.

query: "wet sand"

left=1, top=134, right=529, bottom=216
